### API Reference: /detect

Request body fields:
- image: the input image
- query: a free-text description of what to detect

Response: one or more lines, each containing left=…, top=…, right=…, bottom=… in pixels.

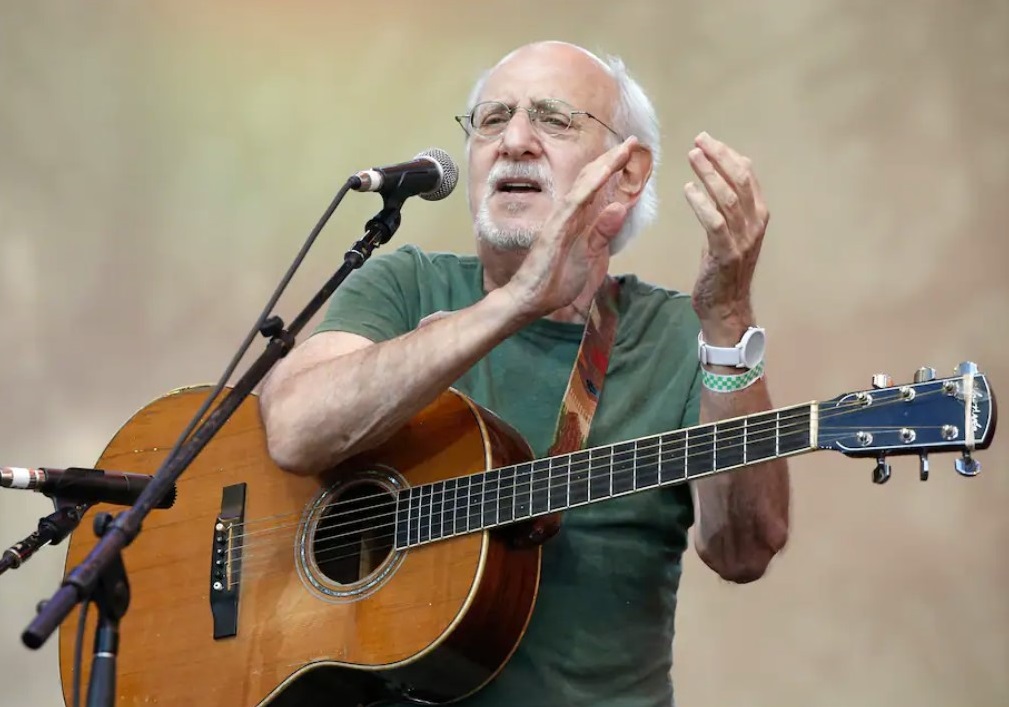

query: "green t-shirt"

left=315, top=244, right=703, bottom=707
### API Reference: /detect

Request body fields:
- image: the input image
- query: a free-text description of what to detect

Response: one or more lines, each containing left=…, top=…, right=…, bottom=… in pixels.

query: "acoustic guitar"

left=57, top=363, right=997, bottom=706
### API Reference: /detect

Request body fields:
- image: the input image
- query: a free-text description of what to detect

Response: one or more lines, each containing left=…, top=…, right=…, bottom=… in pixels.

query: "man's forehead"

left=477, top=97, right=572, bottom=110
left=477, top=57, right=614, bottom=111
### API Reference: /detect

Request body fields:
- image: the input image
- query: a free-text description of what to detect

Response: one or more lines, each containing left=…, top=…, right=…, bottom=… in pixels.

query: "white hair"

left=462, top=44, right=661, bottom=255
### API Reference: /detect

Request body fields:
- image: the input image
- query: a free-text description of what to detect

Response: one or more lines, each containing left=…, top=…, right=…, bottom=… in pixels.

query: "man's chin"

left=476, top=223, right=540, bottom=251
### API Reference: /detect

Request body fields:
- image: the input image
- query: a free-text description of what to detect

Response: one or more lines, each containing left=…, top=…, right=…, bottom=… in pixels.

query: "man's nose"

left=498, top=110, right=543, bottom=161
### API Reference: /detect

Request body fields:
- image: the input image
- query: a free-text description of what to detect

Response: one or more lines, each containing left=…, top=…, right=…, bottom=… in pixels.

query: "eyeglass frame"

left=454, top=98, right=623, bottom=141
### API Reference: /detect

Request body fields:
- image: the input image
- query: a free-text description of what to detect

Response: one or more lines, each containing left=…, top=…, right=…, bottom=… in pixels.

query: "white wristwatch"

left=697, top=326, right=766, bottom=369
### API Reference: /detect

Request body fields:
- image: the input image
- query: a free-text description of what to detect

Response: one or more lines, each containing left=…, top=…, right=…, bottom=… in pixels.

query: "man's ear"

left=615, top=144, right=653, bottom=209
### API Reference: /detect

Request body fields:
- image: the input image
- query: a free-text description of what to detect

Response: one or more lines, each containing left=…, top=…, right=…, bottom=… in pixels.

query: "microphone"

left=1, top=466, right=177, bottom=509
left=350, top=147, right=459, bottom=202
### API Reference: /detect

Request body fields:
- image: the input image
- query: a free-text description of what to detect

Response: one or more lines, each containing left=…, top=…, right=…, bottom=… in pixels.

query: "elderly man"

left=260, top=41, right=790, bottom=707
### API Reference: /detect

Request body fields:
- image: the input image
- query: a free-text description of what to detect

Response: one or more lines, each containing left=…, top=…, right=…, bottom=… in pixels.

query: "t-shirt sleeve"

left=313, top=245, right=423, bottom=343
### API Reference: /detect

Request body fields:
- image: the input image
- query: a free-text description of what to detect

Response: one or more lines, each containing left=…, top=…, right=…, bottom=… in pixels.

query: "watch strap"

left=697, top=326, right=766, bottom=369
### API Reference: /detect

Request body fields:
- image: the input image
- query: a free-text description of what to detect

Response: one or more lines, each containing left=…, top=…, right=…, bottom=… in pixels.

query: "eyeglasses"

left=455, top=99, right=622, bottom=140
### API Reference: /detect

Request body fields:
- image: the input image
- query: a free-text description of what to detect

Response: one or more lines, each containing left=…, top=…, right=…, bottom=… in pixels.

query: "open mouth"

left=495, top=179, right=543, bottom=195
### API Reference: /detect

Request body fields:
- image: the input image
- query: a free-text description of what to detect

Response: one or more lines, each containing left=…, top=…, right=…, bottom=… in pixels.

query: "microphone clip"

left=0, top=498, right=91, bottom=577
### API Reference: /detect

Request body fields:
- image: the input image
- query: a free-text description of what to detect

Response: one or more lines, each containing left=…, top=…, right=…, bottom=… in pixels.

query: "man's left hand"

left=684, top=132, right=769, bottom=345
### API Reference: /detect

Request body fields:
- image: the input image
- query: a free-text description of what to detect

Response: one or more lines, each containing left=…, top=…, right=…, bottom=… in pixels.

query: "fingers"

left=562, top=136, right=638, bottom=217
left=587, top=202, right=628, bottom=254
left=693, top=132, right=768, bottom=228
left=688, top=147, right=746, bottom=236
left=683, top=181, right=734, bottom=257
left=538, top=136, right=637, bottom=250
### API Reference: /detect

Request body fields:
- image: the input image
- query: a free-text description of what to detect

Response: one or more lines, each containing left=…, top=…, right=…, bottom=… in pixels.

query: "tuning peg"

left=871, top=373, right=893, bottom=389
left=914, top=367, right=936, bottom=383
left=872, top=455, right=892, bottom=484
left=955, top=361, right=978, bottom=377
left=919, top=453, right=929, bottom=481
left=954, top=451, right=981, bottom=477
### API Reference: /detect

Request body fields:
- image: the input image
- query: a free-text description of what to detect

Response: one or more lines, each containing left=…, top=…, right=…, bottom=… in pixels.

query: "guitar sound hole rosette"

left=295, top=467, right=406, bottom=602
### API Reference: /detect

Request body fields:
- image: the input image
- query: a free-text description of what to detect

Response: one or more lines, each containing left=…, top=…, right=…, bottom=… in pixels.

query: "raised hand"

left=684, top=132, right=769, bottom=342
left=506, top=137, right=639, bottom=319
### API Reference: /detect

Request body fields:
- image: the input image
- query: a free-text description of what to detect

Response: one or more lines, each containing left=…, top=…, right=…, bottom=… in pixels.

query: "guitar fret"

left=570, top=451, right=590, bottom=506
left=712, top=424, right=717, bottom=472
left=565, top=456, right=571, bottom=509
left=479, top=473, right=486, bottom=528
left=608, top=447, right=613, bottom=497
left=483, top=469, right=499, bottom=528
left=531, top=459, right=550, bottom=516
left=468, top=474, right=484, bottom=531
left=497, top=466, right=515, bottom=524
left=515, top=463, right=532, bottom=518
left=718, top=419, right=746, bottom=470
left=778, top=406, right=812, bottom=454
left=528, top=463, right=535, bottom=516
left=455, top=476, right=469, bottom=533
left=431, top=482, right=444, bottom=542
left=743, top=419, right=748, bottom=465
left=437, top=481, right=444, bottom=539
left=420, top=485, right=431, bottom=544
left=548, top=457, right=566, bottom=512
left=612, top=442, right=634, bottom=495
left=636, top=437, right=659, bottom=488
left=686, top=426, right=714, bottom=479
left=632, top=440, right=639, bottom=490
left=775, top=411, right=780, bottom=457
left=443, top=479, right=455, bottom=537
left=656, top=436, right=663, bottom=484
left=747, top=411, right=779, bottom=462
left=512, top=465, right=518, bottom=520
left=588, top=448, right=609, bottom=501
left=410, top=486, right=420, bottom=547
left=683, top=429, right=689, bottom=478
left=669, top=431, right=687, bottom=484
left=395, top=490, right=409, bottom=550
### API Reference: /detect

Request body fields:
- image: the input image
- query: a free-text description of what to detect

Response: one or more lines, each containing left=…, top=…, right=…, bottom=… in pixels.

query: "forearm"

left=690, top=323, right=791, bottom=583
left=260, top=287, right=532, bottom=475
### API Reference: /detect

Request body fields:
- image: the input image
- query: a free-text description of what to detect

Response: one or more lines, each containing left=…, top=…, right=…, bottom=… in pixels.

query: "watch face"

left=743, top=329, right=766, bottom=368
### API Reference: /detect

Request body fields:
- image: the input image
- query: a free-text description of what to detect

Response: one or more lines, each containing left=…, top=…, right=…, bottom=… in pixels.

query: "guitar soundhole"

left=313, top=481, right=395, bottom=586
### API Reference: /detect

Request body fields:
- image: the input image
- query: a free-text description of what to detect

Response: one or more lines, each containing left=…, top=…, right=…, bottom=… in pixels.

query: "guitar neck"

left=394, top=402, right=817, bottom=550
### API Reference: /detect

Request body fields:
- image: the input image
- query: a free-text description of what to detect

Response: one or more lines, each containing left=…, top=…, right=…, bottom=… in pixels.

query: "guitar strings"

left=232, top=426, right=956, bottom=586
left=232, top=426, right=955, bottom=582
left=226, top=387, right=948, bottom=543
left=228, top=391, right=963, bottom=579
left=225, top=389, right=948, bottom=549
left=229, top=405, right=817, bottom=544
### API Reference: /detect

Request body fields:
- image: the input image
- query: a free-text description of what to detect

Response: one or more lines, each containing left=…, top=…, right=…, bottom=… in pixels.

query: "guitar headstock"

left=818, top=362, right=998, bottom=483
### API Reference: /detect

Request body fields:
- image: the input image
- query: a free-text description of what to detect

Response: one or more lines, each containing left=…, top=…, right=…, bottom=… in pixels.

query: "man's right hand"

left=504, top=137, right=639, bottom=320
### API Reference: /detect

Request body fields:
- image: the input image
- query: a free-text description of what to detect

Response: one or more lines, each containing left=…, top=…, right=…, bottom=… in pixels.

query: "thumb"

left=587, top=202, right=628, bottom=253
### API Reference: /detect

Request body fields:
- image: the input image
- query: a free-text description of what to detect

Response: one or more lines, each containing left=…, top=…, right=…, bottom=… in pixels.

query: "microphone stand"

left=22, top=188, right=406, bottom=707
left=0, top=499, right=92, bottom=577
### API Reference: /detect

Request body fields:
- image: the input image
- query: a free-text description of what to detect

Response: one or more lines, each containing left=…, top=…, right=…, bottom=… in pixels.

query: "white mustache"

left=486, top=161, right=555, bottom=195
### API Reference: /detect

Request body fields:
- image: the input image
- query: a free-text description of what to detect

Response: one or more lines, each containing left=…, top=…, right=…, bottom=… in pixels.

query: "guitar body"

left=58, top=386, right=543, bottom=706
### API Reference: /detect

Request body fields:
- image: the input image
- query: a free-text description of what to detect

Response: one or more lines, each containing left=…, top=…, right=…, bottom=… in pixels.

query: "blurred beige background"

left=1, top=1, right=1007, bottom=705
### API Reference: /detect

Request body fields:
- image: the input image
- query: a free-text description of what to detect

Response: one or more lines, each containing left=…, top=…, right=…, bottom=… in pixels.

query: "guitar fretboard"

left=394, top=403, right=814, bottom=550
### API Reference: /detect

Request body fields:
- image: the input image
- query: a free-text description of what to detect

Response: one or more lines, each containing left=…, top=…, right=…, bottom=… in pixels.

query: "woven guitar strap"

left=515, top=276, right=620, bottom=547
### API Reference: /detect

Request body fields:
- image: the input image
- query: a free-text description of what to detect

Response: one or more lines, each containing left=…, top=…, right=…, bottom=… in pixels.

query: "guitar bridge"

left=209, top=482, right=246, bottom=640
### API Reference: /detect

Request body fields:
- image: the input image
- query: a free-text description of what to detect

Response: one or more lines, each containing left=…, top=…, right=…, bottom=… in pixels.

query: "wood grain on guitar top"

left=57, top=386, right=543, bottom=706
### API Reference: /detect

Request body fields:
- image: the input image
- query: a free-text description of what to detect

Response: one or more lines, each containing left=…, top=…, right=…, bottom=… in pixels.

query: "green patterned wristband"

left=701, top=360, right=765, bottom=393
